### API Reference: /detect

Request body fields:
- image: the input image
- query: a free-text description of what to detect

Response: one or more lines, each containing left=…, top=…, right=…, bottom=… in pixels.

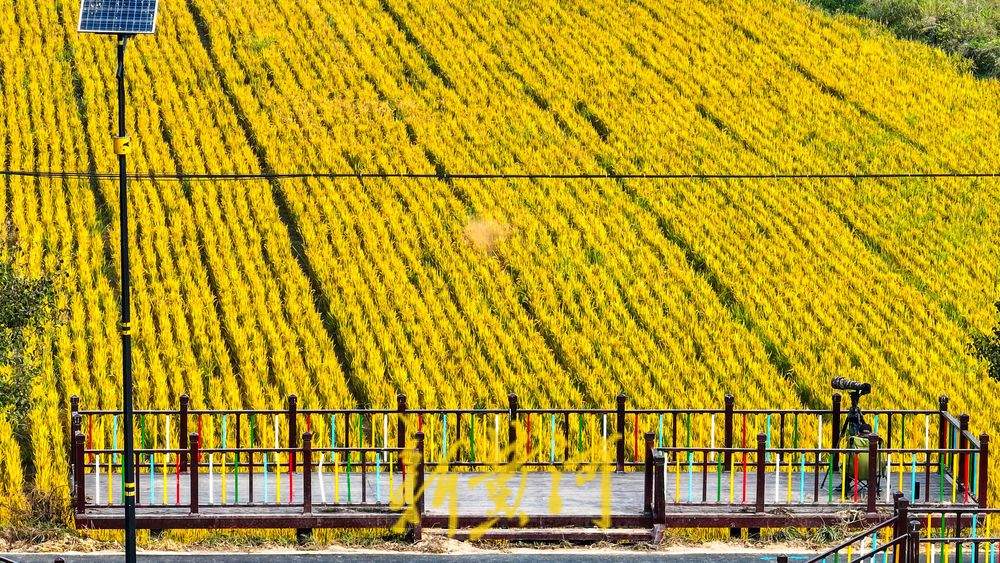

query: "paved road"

left=1, top=554, right=815, bottom=563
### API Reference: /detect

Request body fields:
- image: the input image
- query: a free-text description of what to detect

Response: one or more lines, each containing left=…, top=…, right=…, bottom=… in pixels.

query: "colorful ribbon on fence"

left=221, top=414, right=228, bottom=505
left=376, top=452, right=382, bottom=503
left=658, top=414, right=664, bottom=449
left=263, top=448, right=269, bottom=503
left=112, top=415, right=121, bottom=504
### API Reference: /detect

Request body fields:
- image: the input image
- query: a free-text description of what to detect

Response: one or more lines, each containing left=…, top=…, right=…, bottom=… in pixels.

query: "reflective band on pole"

left=114, top=135, right=130, bottom=154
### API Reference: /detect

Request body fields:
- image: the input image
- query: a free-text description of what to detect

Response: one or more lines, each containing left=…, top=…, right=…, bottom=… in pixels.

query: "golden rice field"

left=2, top=0, right=1000, bottom=517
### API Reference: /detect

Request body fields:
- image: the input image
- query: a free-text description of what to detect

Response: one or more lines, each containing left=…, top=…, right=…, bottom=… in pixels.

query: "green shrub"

left=969, top=301, right=1000, bottom=382
left=811, top=0, right=1000, bottom=78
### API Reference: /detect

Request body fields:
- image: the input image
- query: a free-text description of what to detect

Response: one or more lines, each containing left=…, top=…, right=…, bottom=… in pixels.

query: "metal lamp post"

left=77, top=3, right=160, bottom=561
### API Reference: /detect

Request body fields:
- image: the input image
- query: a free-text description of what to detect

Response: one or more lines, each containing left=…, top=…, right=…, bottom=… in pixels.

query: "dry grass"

left=0, top=487, right=111, bottom=552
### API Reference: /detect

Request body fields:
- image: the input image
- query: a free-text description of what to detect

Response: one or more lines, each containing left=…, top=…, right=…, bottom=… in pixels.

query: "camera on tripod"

left=831, top=377, right=872, bottom=437
left=829, top=377, right=884, bottom=495
left=831, top=377, right=871, bottom=396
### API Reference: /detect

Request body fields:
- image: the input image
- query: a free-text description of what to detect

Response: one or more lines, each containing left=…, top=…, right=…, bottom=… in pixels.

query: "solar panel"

left=78, top=0, right=160, bottom=34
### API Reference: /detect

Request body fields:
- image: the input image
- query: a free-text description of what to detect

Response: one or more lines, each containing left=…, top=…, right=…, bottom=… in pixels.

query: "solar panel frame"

left=78, top=0, right=160, bottom=34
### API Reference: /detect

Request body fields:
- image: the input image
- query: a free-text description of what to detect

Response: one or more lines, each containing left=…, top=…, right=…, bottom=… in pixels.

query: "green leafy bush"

left=812, top=0, right=1000, bottom=78
left=0, top=261, right=55, bottom=431
left=969, top=302, right=1000, bottom=381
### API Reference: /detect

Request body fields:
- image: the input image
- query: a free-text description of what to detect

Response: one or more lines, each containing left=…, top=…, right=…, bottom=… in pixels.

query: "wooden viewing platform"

left=69, top=392, right=990, bottom=539
left=77, top=467, right=966, bottom=530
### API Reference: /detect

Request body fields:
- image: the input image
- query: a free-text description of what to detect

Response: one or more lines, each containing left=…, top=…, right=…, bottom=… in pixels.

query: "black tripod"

left=842, top=388, right=873, bottom=439
left=826, top=378, right=880, bottom=494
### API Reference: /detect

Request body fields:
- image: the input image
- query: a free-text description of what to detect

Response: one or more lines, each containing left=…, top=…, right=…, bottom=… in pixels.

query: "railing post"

left=74, top=431, right=85, bottom=514
left=179, top=394, right=189, bottom=472
left=288, top=395, right=298, bottom=472
left=643, top=432, right=654, bottom=515
left=70, top=396, right=81, bottom=481
left=302, top=432, right=312, bottom=513
left=723, top=394, right=734, bottom=470
left=897, top=497, right=909, bottom=538
left=653, top=452, right=665, bottom=524
left=892, top=491, right=903, bottom=539
left=397, top=394, right=407, bottom=449
left=414, top=431, right=425, bottom=540
left=616, top=393, right=626, bottom=473
left=893, top=495, right=910, bottom=561
left=70, top=396, right=80, bottom=478
left=907, top=519, right=920, bottom=563
left=755, top=433, right=766, bottom=513
left=867, top=435, right=878, bottom=513
left=507, top=393, right=518, bottom=464
left=70, top=395, right=80, bottom=432
left=959, top=414, right=970, bottom=496
left=189, top=432, right=199, bottom=514
left=938, top=396, right=949, bottom=453
left=979, top=434, right=990, bottom=508
left=831, top=393, right=842, bottom=468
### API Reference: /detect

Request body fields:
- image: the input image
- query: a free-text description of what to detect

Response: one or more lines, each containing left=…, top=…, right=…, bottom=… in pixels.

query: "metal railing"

left=70, top=392, right=980, bottom=475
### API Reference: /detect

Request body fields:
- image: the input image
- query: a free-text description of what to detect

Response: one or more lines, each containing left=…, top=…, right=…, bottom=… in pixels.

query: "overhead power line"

left=2, top=169, right=1000, bottom=181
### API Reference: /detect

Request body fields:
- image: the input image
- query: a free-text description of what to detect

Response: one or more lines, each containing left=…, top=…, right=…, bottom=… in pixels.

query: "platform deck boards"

left=80, top=467, right=968, bottom=518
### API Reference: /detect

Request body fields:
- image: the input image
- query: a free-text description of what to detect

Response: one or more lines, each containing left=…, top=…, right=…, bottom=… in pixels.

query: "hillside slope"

left=1, top=0, right=999, bottom=503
